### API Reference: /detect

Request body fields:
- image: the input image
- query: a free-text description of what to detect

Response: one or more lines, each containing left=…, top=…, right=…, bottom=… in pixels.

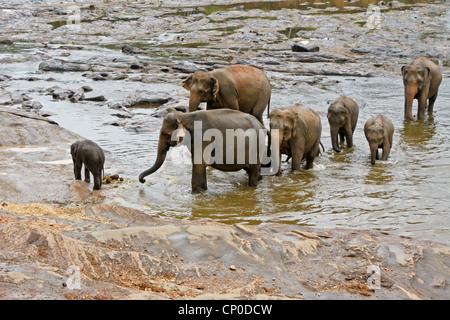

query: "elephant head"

left=269, top=109, right=297, bottom=173
left=327, top=101, right=349, bottom=152
left=365, top=125, right=384, bottom=165
left=139, top=112, right=186, bottom=183
left=182, top=71, right=219, bottom=112
left=401, top=64, right=430, bottom=121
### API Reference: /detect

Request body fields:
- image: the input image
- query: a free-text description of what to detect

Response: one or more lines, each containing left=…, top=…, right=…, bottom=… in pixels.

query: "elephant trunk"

left=330, top=127, right=341, bottom=152
left=404, top=84, right=418, bottom=121
left=188, top=94, right=202, bottom=113
left=369, top=143, right=378, bottom=166
left=139, top=139, right=170, bottom=183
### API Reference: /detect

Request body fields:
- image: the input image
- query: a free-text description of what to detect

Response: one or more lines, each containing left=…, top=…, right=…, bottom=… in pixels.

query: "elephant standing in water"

left=402, top=57, right=442, bottom=121
left=364, top=115, right=394, bottom=165
left=327, top=96, right=359, bottom=153
left=182, top=64, right=271, bottom=124
left=269, top=103, right=322, bottom=175
left=138, top=109, right=268, bottom=194
left=71, top=139, right=105, bottom=190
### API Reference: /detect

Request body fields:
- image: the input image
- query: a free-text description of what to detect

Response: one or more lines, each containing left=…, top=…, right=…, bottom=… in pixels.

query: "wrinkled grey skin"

left=327, top=96, right=359, bottom=152
left=182, top=64, right=271, bottom=124
left=139, top=109, right=267, bottom=194
left=269, top=103, right=322, bottom=175
left=364, top=115, right=394, bottom=165
left=402, top=57, right=442, bottom=121
left=71, top=140, right=105, bottom=190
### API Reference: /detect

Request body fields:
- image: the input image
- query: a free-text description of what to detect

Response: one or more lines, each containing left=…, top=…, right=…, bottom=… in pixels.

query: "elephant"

left=327, top=96, right=359, bottom=152
left=138, top=109, right=268, bottom=194
left=71, top=139, right=105, bottom=190
left=182, top=64, right=271, bottom=124
left=269, top=103, right=322, bottom=175
left=364, top=115, right=394, bottom=165
left=401, top=57, right=442, bottom=121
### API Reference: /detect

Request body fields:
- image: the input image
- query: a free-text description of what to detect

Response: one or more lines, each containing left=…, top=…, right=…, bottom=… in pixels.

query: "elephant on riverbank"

left=71, top=139, right=105, bottom=190
left=182, top=64, right=271, bottom=124
left=402, top=57, right=442, bottom=121
left=364, top=115, right=394, bottom=165
left=269, top=103, right=322, bottom=175
left=138, top=109, right=268, bottom=193
left=327, top=96, right=359, bottom=152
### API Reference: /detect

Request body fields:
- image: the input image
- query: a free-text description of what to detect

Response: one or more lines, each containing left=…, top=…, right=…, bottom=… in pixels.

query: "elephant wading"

left=364, top=115, right=394, bottom=165
left=71, top=139, right=105, bottom=190
left=327, top=96, right=359, bottom=152
left=402, top=57, right=442, bottom=121
left=182, top=64, right=271, bottom=124
left=269, top=103, right=322, bottom=175
left=138, top=109, right=268, bottom=193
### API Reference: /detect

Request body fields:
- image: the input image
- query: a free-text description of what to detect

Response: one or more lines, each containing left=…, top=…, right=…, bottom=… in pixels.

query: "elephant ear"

left=182, top=75, right=193, bottom=91
left=287, top=112, right=297, bottom=138
left=70, top=142, right=79, bottom=157
left=211, top=77, right=219, bottom=100
left=422, top=66, right=431, bottom=88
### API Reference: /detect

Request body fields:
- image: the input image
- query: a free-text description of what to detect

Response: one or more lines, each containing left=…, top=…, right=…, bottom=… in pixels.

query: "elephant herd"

left=71, top=57, right=442, bottom=194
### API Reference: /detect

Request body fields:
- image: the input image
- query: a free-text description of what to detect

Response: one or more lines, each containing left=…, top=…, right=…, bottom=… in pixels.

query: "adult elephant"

left=269, top=103, right=322, bottom=175
left=71, top=139, right=105, bottom=190
left=182, top=64, right=271, bottom=124
left=327, top=96, right=359, bottom=152
left=401, top=57, right=442, bottom=121
left=138, top=109, right=268, bottom=193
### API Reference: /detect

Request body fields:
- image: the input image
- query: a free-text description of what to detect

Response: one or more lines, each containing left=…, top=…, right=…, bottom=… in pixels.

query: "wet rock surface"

left=1, top=0, right=449, bottom=299
left=1, top=98, right=449, bottom=300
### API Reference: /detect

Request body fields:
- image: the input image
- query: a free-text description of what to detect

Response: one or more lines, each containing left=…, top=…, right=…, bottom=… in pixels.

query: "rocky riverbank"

left=1, top=88, right=449, bottom=300
left=1, top=0, right=449, bottom=299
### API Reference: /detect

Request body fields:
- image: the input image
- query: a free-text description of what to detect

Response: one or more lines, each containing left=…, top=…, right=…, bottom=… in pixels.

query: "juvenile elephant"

left=402, top=57, right=442, bottom=121
left=71, top=139, right=105, bottom=190
left=182, top=64, right=271, bottom=124
left=269, top=103, right=322, bottom=175
left=364, top=115, right=394, bottom=165
left=327, top=96, right=359, bottom=152
left=138, top=109, right=268, bottom=193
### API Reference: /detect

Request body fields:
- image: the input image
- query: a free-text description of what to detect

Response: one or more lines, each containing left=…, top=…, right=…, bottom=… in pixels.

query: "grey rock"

left=292, top=44, right=320, bottom=52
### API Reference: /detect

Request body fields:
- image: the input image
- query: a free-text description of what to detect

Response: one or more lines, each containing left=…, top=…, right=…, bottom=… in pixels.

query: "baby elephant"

left=327, top=96, right=359, bottom=152
left=364, top=115, right=394, bottom=165
left=269, top=103, right=322, bottom=175
left=71, top=139, right=105, bottom=190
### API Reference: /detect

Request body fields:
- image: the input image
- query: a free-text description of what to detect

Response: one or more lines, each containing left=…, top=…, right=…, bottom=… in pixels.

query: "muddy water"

left=1, top=2, right=449, bottom=245
left=5, top=49, right=448, bottom=244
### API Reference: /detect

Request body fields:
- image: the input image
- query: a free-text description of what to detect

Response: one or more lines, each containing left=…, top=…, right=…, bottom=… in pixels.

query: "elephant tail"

left=267, top=97, right=271, bottom=119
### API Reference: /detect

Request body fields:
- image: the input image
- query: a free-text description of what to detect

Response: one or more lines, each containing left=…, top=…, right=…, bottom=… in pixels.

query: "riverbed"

left=0, top=0, right=449, bottom=245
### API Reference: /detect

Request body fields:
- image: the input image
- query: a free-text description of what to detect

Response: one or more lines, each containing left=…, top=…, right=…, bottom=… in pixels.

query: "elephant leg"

left=344, top=124, right=353, bottom=148
left=381, top=147, right=390, bottom=161
left=192, top=163, right=207, bottom=194
left=73, top=161, right=82, bottom=180
left=291, top=150, right=304, bottom=171
left=84, top=166, right=90, bottom=183
left=339, top=132, right=345, bottom=145
left=381, top=139, right=391, bottom=161
left=246, top=165, right=260, bottom=187
left=304, top=152, right=315, bottom=170
left=93, top=169, right=102, bottom=190
left=417, top=91, right=428, bottom=120
left=428, top=92, right=438, bottom=114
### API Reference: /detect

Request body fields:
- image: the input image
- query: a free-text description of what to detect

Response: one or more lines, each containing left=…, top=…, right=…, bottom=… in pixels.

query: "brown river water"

left=0, top=0, right=449, bottom=245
